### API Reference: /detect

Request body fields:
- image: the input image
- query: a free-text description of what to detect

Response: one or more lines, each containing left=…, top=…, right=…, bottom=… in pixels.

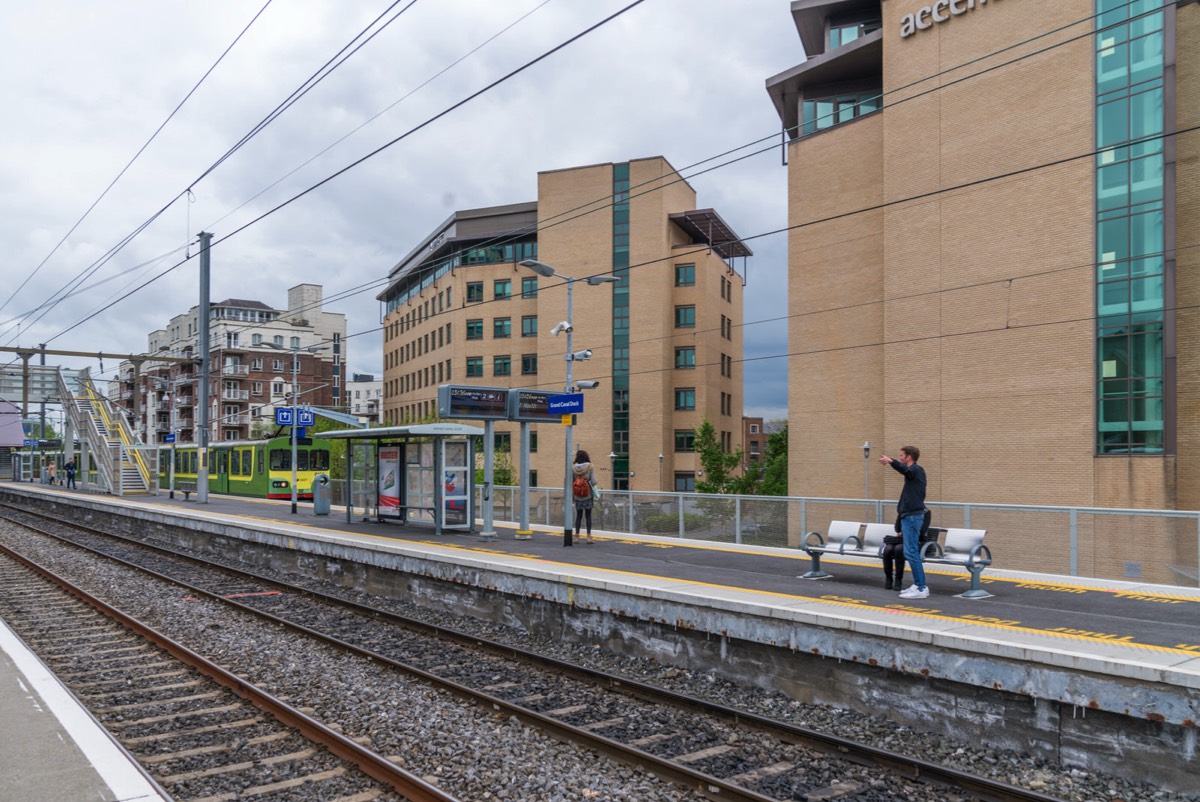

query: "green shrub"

left=643, top=512, right=706, bottom=533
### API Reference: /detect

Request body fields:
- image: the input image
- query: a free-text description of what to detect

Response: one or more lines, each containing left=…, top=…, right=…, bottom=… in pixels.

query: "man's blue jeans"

left=900, top=512, right=927, bottom=589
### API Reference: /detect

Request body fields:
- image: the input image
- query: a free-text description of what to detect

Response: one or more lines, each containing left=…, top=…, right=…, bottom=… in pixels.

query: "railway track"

left=0, top=539, right=454, bottom=802
left=0, top=504, right=1069, bottom=802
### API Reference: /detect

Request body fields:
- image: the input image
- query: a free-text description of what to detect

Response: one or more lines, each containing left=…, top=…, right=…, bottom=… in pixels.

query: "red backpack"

left=572, top=475, right=591, bottom=499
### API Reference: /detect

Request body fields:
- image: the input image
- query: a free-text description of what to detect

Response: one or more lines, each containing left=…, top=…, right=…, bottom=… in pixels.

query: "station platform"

left=2, top=482, right=1199, bottom=789
left=0, top=619, right=169, bottom=802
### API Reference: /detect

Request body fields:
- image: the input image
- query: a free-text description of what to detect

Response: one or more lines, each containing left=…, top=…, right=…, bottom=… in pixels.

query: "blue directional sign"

left=275, top=408, right=294, bottom=426
left=297, top=408, right=315, bottom=426
left=164, top=433, right=177, bottom=444
left=23, top=439, right=35, bottom=448
left=548, top=393, right=584, bottom=415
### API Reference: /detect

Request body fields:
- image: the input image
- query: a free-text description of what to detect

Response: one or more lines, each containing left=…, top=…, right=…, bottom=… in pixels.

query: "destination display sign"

left=510, top=390, right=566, bottom=422
left=438, top=385, right=510, bottom=420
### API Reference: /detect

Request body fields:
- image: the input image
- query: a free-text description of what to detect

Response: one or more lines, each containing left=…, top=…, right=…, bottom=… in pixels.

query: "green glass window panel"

left=1131, top=8, right=1162, bottom=37
left=674, top=389, right=696, bottom=410
left=1097, top=217, right=1129, bottom=263
left=521, top=316, right=537, bottom=337
left=493, top=279, right=511, bottom=299
left=1129, top=154, right=1163, bottom=204
left=1098, top=281, right=1130, bottom=317
left=1131, top=377, right=1164, bottom=396
left=1100, top=398, right=1130, bottom=426
left=1130, top=32, right=1163, bottom=83
left=675, top=347, right=695, bottom=369
left=493, top=318, right=511, bottom=338
left=1096, top=98, right=1128, bottom=150
left=802, top=101, right=815, bottom=134
left=1129, top=209, right=1163, bottom=257
left=613, top=163, right=629, bottom=180
left=675, top=263, right=695, bottom=286
left=1130, top=90, right=1164, bottom=155
left=1129, top=275, right=1164, bottom=314
left=837, top=97, right=857, bottom=123
left=1097, top=259, right=1129, bottom=282
left=521, top=355, right=537, bottom=375
left=612, top=208, right=629, bottom=224
left=466, top=282, right=483, bottom=302
left=1099, top=379, right=1129, bottom=398
left=466, top=357, right=483, bottom=377
left=521, top=277, right=538, bottom=298
left=1096, top=41, right=1128, bottom=94
left=466, top=319, right=483, bottom=340
left=675, top=305, right=695, bottom=328
left=860, top=94, right=881, bottom=113
left=1099, top=336, right=1130, bottom=379
left=1130, top=331, right=1163, bottom=376
left=816, top=99, right=835, bottom=129
left=1096, top=162, right=1129, bottom=211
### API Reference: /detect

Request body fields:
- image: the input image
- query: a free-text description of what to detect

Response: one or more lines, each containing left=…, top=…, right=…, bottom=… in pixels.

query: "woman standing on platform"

left=572, top=450, right=596, bottom=545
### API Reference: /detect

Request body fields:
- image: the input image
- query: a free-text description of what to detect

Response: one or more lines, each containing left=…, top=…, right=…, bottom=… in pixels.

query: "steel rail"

left=0, top=538, right=460, bottom=802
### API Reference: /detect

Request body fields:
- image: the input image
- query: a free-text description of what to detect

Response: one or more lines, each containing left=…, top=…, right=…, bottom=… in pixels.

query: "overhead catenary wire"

left=0, top=0, right=277, bottom=323
left=16, top=0, right=1150, bottom=347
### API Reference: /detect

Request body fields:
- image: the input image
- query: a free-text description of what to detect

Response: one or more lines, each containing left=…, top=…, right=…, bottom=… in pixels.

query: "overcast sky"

left=0, top=0, right=801, bottom=421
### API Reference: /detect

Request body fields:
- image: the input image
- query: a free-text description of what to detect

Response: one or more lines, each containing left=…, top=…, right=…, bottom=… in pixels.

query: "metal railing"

left=475, top=485, right=1200, bottom=588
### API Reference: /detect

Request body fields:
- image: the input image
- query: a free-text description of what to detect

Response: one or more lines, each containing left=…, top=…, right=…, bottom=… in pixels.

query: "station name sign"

left=900, top=0, right=1001, bottom=38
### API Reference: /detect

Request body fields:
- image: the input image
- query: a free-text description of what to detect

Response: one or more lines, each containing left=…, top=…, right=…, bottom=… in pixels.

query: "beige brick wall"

left=790, top=0, right=1193, bottom=517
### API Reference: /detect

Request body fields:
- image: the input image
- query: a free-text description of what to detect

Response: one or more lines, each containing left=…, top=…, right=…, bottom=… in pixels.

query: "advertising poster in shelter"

left=378, top=447, right=401, bottom=516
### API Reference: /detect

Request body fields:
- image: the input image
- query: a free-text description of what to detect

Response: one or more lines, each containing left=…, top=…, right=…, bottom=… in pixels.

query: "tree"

left=756, top=423, right=789, bottom=496
left=693, top=419, right=745, bottom=494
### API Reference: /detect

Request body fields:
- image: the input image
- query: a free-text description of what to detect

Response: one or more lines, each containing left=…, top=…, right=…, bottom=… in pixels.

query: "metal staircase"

left=59, top=369, right=154, bottom=495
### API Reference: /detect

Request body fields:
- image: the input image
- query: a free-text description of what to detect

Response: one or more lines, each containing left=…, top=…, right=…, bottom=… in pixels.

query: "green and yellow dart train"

left=158, top=435, right=333, bottom=500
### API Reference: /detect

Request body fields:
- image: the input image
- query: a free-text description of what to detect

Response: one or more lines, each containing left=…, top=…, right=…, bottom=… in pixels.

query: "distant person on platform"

left=571, top=450, right=596, bottom=545
left=879, top=445, right=929, bottom=599
left=65, top=458, right=77, bottom=489
left=47, top=460, right=57, bottom=486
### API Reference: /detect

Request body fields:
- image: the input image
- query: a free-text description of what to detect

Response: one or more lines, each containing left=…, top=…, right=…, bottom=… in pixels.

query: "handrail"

left=81, top=379, right=150, bottom=491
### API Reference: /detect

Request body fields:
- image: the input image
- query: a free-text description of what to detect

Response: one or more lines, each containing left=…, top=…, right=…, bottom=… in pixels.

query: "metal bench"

left=801, top=521, right=994, bottom=599
left=921, top=527, right=992, bottom=598
left=800, top=520, right=889, bottom=578
left=172, top=481, right=198, bottom=501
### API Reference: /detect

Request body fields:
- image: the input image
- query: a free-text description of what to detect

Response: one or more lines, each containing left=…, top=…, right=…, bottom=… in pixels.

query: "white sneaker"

left=898, top=586, right=930, bottom=599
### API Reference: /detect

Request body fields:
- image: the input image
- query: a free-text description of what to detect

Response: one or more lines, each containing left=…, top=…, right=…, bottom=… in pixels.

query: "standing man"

left=64, top=458, right=77, bottom=490
left=879, top=445, right=929, bottom=599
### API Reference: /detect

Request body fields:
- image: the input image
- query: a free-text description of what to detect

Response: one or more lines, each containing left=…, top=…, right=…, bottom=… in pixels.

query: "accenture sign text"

left=900, top=0, right=1001, bottom=38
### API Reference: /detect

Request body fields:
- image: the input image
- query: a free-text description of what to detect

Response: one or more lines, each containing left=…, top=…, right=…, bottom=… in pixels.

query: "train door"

left=212, top=448, right=229, bottom=494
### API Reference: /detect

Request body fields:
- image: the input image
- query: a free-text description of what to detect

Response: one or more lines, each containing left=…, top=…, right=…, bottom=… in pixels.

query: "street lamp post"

left=520, top=260, right=618, bottom=547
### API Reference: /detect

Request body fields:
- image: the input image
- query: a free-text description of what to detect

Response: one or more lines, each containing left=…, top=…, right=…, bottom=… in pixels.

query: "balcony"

left=222, top=364, right=250, bottom=377
left=221, top=414, right=251, bottom=426
left=222, top=389, right=249, bottom=402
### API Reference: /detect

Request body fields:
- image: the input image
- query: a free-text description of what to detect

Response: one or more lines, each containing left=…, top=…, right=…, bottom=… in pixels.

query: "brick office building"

left=767, top=0, right=1197, bottom=518
left=378, top=157, right=751, bottom=491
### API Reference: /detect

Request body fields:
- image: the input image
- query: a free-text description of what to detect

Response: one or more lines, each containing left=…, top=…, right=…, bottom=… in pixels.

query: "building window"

left=466, top=357, right=483, bottom=377
left=252, top=382, right=263, bottom=395
left=251, top=358, right=263, bottom=371
left=675, top=388, right=696, bottom=411
left=521, top=316, right=538, bottom=337
left=529, top=431, right=538, bottom=452
left=675, top=263, right=695, bottom=287
left=521, top=354, right=538, bottom=375
left=750, top=424, right=759, bottom=434
left=493, top=355, right=511, bottom=376
left=251, top=333, right=262, bottom=346
left=290, top=336, right=300, bottom=349
left=272, top=359, right=284, bottom=372
left=466, top=319, right=483, bottom=340
left=674, top=305, right=695, bottom=329
left=273, top=335, right=283, bottom=347
left=226, top=332, right=239, bottom=348
left=674, top=430, right=695, bottom=452
left=494, top=279, right=511, bottom=300
left=675, top=473, right=696, bottom=493
left=466, top=282, right=484, bottom=303
left=675, top=347, right=695, bottom=370
left=829, top=18, right=881, bottom=49
left=1094, top=0, right=1166, bottom=454
left=493, top=317, right=511, bottom=338
left=802, top=90, right=882, bottom=135
left=522, top=277, right=538, bottom=298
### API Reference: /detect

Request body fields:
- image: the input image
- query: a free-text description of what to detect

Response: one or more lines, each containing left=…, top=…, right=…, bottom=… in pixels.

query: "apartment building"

left=378, top=157, right=750, bottom=491
left=346, top=373, right=383, bottom=425
left=116, top=284, right=346, bottom=443
left=767, top=0, right=1196, bottom=510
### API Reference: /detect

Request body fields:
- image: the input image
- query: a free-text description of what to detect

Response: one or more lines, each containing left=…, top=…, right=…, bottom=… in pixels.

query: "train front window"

left=297, top=451, right=310, bottom=471
left=311, top=450, right=330, bottom=471
left=270, top=449, right=290, bottom=471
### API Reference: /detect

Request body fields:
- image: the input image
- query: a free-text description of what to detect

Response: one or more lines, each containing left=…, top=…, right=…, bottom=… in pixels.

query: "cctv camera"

left=571, top=349, right=592, bottom=361
left=577, top=380, right=600, bottom=389
left=551, top=321, right=573, bottom=336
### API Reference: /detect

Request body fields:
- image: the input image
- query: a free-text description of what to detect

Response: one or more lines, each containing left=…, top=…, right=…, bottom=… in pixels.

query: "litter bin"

left=313, top=473, right=331, bottom=516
